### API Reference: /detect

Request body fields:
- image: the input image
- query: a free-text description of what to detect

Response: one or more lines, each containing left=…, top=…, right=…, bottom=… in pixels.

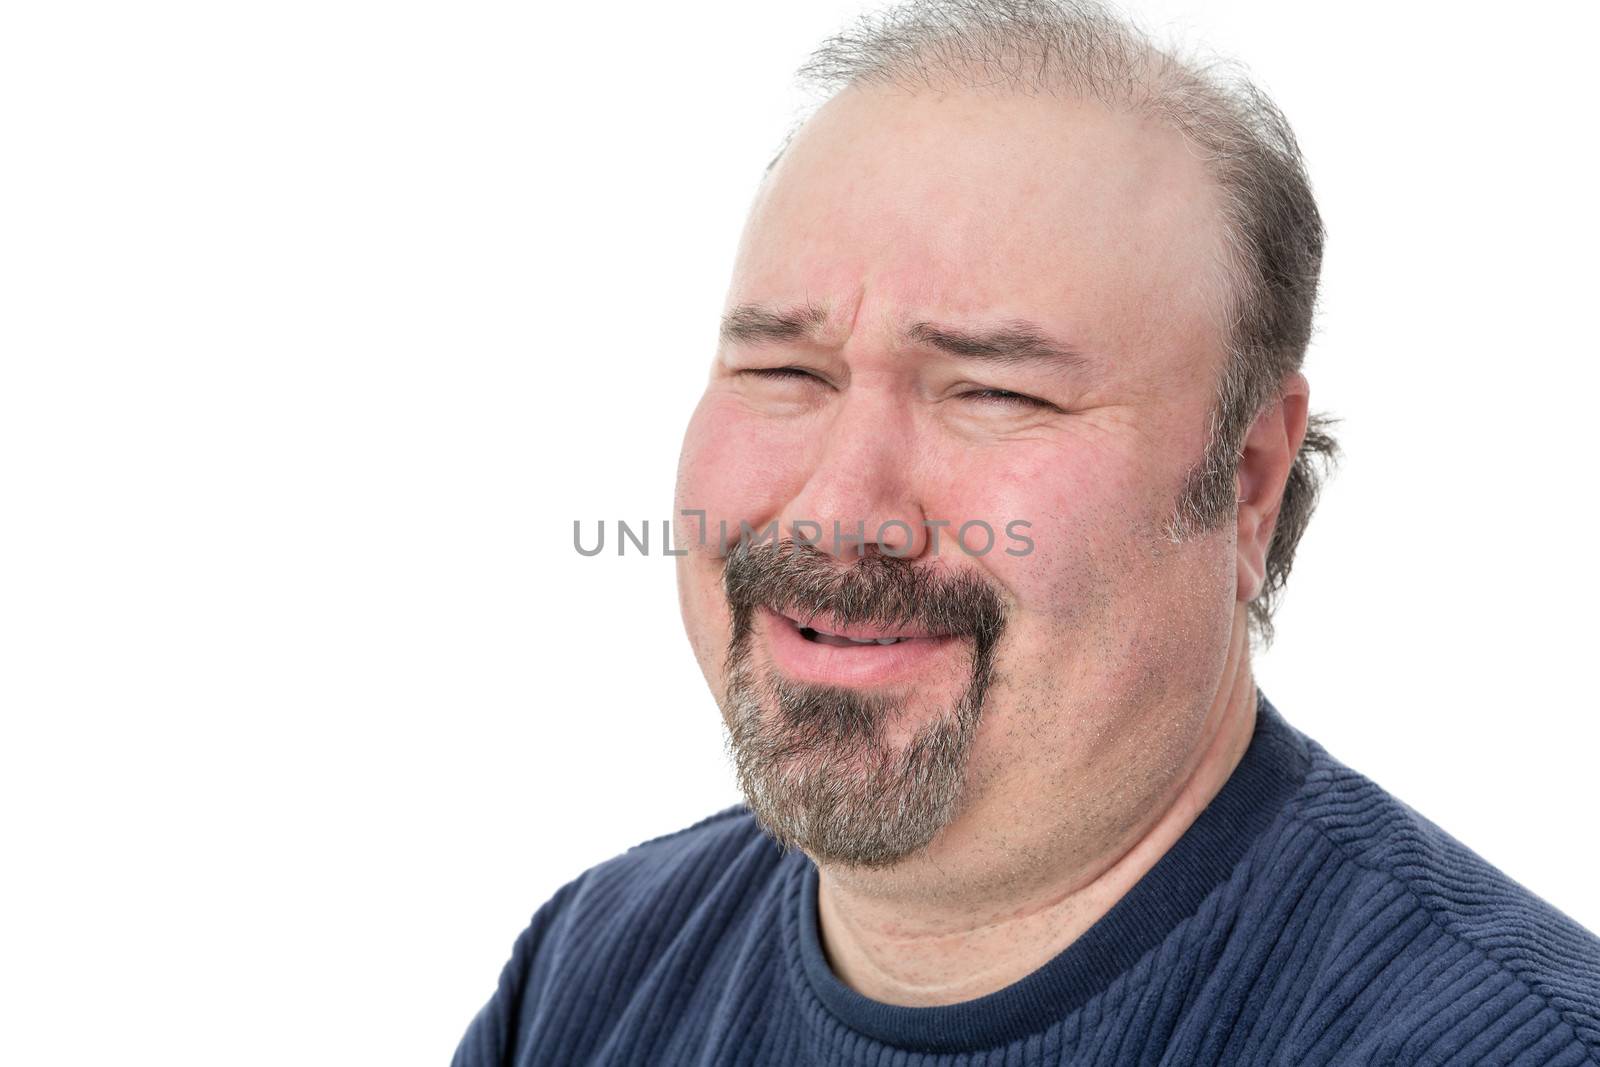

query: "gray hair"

left=783, top=0, right=1339, bottom=645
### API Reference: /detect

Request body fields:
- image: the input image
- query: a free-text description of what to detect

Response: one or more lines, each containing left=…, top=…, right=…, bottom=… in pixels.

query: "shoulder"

left=1276, top=733, right=1600, bottom=1063
left=608, top=801, right=772, bottom=869
left=570, top=802, right=787, bottom=919
left=526, top=802, right=785, bottom=964
left=451, top=804, right=791, bottom=1067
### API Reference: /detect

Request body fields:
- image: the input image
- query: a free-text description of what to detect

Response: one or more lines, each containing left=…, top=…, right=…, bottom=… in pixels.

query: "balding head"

left=767, top=0, right=1336, bottom=641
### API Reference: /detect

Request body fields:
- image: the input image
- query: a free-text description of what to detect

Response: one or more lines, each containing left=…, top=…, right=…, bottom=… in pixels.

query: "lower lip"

left=756, top=607, right=963, bottom=688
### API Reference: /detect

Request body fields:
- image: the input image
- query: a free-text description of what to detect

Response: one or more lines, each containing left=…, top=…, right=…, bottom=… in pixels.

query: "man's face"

left=674, top=86, right=1245, bottom=883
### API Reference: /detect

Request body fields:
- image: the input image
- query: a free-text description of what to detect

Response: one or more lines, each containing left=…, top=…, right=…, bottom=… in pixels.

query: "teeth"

left=797, top=621, right=908, bottom=645
left=805, top=627, right=906, bottom=645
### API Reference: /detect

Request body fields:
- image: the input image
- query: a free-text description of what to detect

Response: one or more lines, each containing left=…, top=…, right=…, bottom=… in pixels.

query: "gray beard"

left=720, top=632, right=996, bottom=869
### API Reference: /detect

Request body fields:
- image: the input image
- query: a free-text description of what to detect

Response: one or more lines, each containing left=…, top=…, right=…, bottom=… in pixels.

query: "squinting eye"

left=959, top=387, right=1056, bottom=410
left=741, top=367, right=821, bottom=382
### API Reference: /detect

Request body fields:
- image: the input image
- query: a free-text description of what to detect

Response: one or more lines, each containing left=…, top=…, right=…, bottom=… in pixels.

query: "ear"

left=1235, top=371, right=1310, bottom=604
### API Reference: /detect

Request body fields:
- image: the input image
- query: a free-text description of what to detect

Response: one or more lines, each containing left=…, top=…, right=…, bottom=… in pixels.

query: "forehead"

left=731, top=86, right=1230, bottom=373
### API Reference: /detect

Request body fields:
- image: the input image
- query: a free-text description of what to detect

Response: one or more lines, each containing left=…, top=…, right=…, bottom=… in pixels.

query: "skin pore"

left=673, top=84, right=1310, bottom=1007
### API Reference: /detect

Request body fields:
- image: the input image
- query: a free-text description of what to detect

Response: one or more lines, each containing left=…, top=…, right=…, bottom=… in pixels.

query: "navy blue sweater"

left=453, top=694, right=1600, bottom=1064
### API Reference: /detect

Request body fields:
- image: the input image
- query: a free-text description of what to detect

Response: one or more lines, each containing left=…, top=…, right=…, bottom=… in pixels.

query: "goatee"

left=719, top=538, right=1007, bottom=868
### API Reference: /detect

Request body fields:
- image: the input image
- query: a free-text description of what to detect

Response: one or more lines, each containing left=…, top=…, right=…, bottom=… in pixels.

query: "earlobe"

left=1235, top=465, right=1268, bottom=602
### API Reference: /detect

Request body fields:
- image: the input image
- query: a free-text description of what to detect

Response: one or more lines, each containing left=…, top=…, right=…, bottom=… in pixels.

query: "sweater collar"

left=782, top=688, right=1312, bottom=1054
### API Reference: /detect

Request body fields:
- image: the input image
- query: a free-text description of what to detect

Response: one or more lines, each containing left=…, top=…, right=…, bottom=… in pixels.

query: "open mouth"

left=798, top=626, right=913, bottom=647
left=778, top=608, right=949, bottom=647
left=754, top=607, right=962, bottom=687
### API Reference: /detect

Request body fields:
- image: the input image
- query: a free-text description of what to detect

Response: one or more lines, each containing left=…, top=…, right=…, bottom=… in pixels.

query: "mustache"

left=722, top=537, right=1007, bottom=643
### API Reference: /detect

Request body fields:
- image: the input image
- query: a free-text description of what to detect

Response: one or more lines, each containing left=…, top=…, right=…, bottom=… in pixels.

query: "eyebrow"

left=719, top=303, right=831, bottom=345
left=719, top=303, right=1093, bottom=375
left=906, top=320, right=1093, bottom=373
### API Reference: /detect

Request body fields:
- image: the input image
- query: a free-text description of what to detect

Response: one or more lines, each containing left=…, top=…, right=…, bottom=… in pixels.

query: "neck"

left=814, top=606, right=1260, bottom=1007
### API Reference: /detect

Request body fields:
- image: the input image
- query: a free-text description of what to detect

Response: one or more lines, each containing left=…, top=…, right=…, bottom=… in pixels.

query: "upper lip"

left=772, top=607, right=951, bottom=641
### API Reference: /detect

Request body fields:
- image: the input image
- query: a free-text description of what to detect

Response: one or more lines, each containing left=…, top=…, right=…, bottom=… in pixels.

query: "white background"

left=3, top=2, right=1596, bottom=1064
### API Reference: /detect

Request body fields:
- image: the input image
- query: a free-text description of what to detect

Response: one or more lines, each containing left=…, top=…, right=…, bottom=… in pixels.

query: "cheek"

left=927, top=433, right=1153, bottom=574
left=951, top=436, right=1220, bottom=702
left=977, top=475, right=1235, bottom=775
left=674, top=393, right=810, bottom=692
left=675, top=393, right=810, bottom=535
left=674, top=544, right=732, bottom=695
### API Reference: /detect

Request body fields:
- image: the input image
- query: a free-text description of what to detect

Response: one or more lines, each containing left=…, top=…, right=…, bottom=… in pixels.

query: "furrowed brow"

left=907, top=320, right=1093, bottom=374
left=719, top=302, right=832, bottom=346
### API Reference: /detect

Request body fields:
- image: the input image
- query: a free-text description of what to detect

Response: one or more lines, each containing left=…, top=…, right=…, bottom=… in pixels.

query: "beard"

left=718, top=538, right=1007, bottom=869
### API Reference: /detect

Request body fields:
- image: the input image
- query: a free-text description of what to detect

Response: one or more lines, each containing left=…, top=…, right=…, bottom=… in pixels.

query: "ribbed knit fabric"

left=453, top=692, right=1600, bottom=1065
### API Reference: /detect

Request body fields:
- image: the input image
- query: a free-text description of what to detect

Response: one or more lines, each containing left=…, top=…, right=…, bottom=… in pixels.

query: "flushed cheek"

left=948, top=438, right=1196, bottom=713
left=992, top=461, right=1187, bottom=644
left=676, top=394, right=812, bottom=537
left=928, top=438, right=1150, bottom=568
left=674, top=395, right=817, bottom=692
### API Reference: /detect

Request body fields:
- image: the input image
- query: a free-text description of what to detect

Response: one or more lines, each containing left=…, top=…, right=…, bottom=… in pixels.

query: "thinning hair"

left=780, top=0, right=1338, bottom=644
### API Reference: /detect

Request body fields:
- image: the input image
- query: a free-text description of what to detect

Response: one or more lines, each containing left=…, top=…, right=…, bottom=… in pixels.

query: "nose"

left=781, top=387, right=929, bottom=562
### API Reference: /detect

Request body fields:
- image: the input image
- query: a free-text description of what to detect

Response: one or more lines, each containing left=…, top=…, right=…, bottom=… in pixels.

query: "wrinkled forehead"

left=730, top=85, right=1233, bottom=379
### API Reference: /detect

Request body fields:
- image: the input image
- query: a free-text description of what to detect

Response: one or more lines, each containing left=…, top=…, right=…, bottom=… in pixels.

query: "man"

left=454, top=1, right=1600, bottom=1063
